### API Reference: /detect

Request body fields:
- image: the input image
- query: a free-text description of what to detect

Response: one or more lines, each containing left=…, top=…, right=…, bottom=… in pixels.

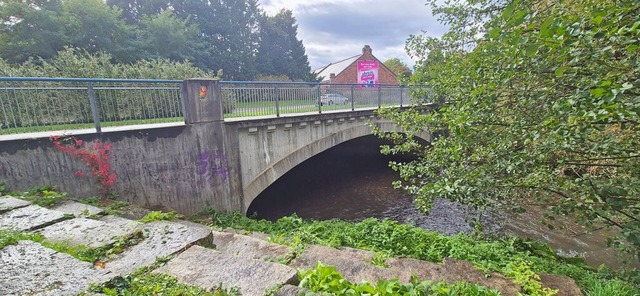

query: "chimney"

left=329, top=73, right=336, bottom=79
left=362, top=45, right=372, bottom=55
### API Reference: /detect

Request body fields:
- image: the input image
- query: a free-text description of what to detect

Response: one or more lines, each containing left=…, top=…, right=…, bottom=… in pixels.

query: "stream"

left=247, top=135, right=636, bottom=269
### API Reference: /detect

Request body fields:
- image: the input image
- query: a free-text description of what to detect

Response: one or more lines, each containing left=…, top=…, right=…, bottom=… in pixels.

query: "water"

left=247, top=135, right=636, bottom=269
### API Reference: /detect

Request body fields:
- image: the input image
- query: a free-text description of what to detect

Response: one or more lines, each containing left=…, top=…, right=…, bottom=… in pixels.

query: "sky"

left=260, top=0, right=448, bottom=71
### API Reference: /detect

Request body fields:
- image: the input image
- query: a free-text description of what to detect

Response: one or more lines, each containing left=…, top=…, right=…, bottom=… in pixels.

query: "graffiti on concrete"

left=196, top=150, right=229, bottom=182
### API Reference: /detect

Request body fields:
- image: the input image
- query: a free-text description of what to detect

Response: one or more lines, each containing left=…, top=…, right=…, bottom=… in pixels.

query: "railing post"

left=317, top=86, right=322, bottom=114
left=274, top=86, right=280, bottom=117
left=377, top=85, right=382, bottom=109
left=182, top=78, right=222, bottom=124
left=87, top=82, right=101, bottom=133
left=400, top=86, right=404, bottom=107
left=350, top=85, right=355, bottom=111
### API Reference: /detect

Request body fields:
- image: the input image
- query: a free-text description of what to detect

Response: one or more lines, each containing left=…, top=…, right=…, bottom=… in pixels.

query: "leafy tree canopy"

left=256, top=9, right=315, bottom=81
left=1, top=0, right=316, bottom=81
left=383, top=58, right=412, bottom=79
left=378, top=0, right=640, bottom=259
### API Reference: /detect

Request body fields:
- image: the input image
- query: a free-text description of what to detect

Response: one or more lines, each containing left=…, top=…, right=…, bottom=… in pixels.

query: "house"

left=313, top=45, right=399, bottom=86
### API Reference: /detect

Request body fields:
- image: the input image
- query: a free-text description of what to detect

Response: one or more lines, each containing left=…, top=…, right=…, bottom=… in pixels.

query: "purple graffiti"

left=196, top=150, right=229, bottom=182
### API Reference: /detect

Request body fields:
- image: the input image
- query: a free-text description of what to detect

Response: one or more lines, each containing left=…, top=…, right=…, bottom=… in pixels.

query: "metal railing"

left=0, top=77, right=183, bottom=135
left=220, top=81, right=429, bottom=118
left=0, top=77, right=430, bottom=136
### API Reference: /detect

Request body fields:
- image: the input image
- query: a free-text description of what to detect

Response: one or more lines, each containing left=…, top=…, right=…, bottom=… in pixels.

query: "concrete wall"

left=0, top=79, right=244, bottom=214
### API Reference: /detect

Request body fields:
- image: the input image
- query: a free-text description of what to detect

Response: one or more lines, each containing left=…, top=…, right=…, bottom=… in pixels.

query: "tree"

left=379, top=0, right=640, bottom=257
left=61, top=0, right=137, bottom=63
left=383, top=58, right=412, bottom=80
left=137, top=10, right=203, bottom=62
left=164, top=0, right=261, bottom=80
left=0, top=0, right=137, bottom=63
left=105, top=0, right=169, bottom=24
left=256, top=9, right=314, bottom=81
left=0, top=0, right=67, bottom=62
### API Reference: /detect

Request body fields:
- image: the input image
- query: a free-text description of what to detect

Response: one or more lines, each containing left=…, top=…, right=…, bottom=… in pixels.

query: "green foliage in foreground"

left=387, top=0, right=640, bottom=259
left=89, top=265, right=240, bottom=296
left=0, top=230, right=43, bottom=249
left=138, top=211, right=182, bottom=223
left=208, top=212, right=640, bottom=295
left=17, top=185, right=66, bottom=208
left=299, top=262, right=501, bottom=296
left=42, top=229, right=144, bottom=263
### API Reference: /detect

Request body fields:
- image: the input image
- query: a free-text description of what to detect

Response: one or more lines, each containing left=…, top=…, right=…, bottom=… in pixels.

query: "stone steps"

left=0, top=197, right=214, bottom=295
left=154, top=245, right=298, bottom=296
left=0, top=196, right=584, bottom=296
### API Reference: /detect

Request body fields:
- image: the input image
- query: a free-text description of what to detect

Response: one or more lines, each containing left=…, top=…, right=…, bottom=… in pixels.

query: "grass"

left=205, top=211, right=640, bottom=296
left=0, top=230, right=44, bottom=249
left=0, top=117, right=183, bottom=135
left=88, top=262, right=240, bottom=296
left=17, top=185, right=67, bottom=208
left=1, top=99, right=392, bottom=134
left=138, top=210, right=182, bottom=223
left=42, top=228, right=144, bottom=263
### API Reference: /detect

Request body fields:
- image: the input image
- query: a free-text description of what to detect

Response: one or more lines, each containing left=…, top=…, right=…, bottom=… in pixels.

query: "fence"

left=221, top=81, right=429, bottom=118
left=0, top=77, right=183, bottom=135
left=0, top=77, right=430, bottom=135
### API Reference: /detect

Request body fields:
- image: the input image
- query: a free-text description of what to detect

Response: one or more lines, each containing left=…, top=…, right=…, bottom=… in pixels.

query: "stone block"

left=290, top=245, right=392, bottom=284
left=103, top=220, right=212, bottom=275
left=0, top=196, right=30, bottom=213
left=39, top=217, right=142, bottom=249
left=154, top=245, right=297, bottom=296
left=0, top=205, right=68, bottom=231
left=52, top=201, right=104, bottom=217
left=212, top=231, right=292, bottom=261
left=0, top=241, right=109, bottom=296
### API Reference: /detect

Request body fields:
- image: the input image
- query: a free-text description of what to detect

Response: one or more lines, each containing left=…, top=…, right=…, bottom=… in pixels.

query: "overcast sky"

left=260, top=0, right=447, bottom=70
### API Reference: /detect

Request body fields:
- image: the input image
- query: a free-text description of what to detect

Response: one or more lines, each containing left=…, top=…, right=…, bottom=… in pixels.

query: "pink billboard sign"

left=357, top=60, right=378, bottom=88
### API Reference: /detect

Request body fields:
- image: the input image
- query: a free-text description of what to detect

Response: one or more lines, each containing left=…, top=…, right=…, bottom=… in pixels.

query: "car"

left=319, top=93, right=350, bottom=106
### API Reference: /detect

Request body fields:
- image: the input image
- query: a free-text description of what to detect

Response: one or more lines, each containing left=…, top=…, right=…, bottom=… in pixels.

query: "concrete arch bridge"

left=0, top=79, right=433, bottom=214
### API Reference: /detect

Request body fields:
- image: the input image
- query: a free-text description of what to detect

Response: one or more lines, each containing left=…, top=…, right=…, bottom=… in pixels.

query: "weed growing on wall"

left=50, top=136, right=116, bottom=198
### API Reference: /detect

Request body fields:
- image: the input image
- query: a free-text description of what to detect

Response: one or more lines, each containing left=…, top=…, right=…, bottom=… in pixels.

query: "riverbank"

left=1, top=187, right=638, bottom=295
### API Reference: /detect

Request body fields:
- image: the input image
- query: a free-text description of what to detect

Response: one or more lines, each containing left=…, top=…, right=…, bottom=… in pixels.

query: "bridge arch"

left=241, top=121, right=430, bottom=212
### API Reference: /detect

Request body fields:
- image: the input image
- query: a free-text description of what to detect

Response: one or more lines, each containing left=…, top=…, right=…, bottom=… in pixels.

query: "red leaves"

left=50, top=136, right=116, bottom=197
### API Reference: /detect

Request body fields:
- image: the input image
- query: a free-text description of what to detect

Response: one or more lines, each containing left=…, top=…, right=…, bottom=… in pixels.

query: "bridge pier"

left=181, top=79, right=244, bottom=213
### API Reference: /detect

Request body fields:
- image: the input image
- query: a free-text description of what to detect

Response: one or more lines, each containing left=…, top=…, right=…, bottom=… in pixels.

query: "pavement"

left=0, top=196, right=584, bottom=296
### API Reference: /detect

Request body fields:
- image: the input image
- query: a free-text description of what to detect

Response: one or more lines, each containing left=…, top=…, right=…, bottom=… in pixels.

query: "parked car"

left=319, top=93, right=350, bottom=106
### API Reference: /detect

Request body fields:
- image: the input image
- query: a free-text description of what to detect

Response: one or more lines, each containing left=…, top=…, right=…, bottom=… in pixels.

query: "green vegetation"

left=0, top=1, right=313, bottom=81
left=103, top=201, right=130, bottom=216
left=0, top=230, right=43, bottom=249
left=0, top=117, right=184, bottom=136
left=299, top=262, right=501, bottom=295
left=138, top=211, right=182, bottom=223
left=379, top=0, right=640, bottom=262
left=88, top=264, right=240, bottom=296
left=17, top=185, right=66, bottom=208
left=42, top=229, right=144, bottom=263
left=207, top=212, right=640, bottom=295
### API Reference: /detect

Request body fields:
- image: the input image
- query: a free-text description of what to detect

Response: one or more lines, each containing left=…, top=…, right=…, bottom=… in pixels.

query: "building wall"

left=330, top=47, right=398, bottom=85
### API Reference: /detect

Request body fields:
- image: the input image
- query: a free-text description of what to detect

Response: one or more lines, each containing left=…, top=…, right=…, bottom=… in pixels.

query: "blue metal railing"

left=0, top=77, right=430, bottom=136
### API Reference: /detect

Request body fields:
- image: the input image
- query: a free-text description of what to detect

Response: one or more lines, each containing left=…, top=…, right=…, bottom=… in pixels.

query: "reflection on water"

left=248, top=135, right=636, bottom=269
